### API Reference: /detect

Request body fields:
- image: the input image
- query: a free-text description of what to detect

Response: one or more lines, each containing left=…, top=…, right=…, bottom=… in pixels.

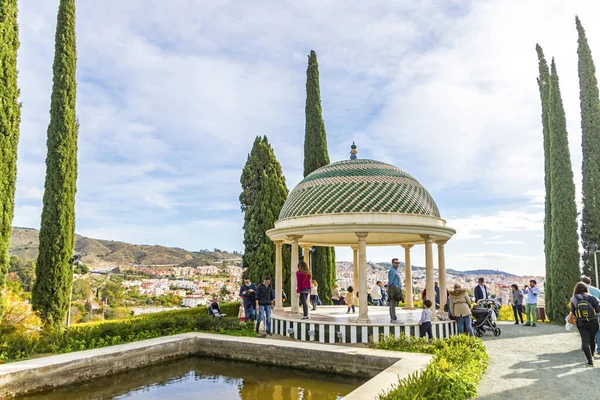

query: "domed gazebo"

left=267, top=144, right=456, bottom=340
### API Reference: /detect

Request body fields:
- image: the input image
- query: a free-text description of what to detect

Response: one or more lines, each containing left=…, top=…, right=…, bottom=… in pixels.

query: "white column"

left=356, top=232, right=369, bottom=322
left=274, top=240, right=284, bottom=312
left=402, top=244, right=414, bottom=309
left=290, top=236, right=302, bottom=314
left=422, top=235, right=436, bottom=317
left=352, top=246, right=358, bottom=292
left=437, top=240, right=448, bottom=313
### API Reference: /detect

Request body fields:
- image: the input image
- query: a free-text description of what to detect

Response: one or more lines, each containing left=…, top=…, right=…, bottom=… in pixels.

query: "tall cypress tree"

left=576, top=16, right=600, bottom=284
left=536, top=44, right=553, bottom=320
left=240, top=136, right=290, bottom=293
left=32, top=0, right=79, bottom=324
left=0, top=0, right=20, bottom=323
left=303, top=50, right=335, bottom=304
left=547, top=59, right=581, bottom=322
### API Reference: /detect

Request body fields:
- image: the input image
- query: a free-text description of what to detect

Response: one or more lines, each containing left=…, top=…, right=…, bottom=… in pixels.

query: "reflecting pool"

left=19, top=356, right=366, bottom=400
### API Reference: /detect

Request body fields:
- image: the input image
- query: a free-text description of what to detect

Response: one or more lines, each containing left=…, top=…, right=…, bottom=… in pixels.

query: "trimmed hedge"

left=497, top=305, right=548, bottom=322
left=374, top=334, right=488, bottom=400
left=0, top=302, right=252, bottom=363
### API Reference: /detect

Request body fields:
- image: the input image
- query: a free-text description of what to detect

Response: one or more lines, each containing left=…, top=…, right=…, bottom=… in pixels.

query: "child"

left=419, top=299, right=433, bottom=340
left=346, top=286, right=356, bottom=314
left=310, top=280, right=319, bottom=311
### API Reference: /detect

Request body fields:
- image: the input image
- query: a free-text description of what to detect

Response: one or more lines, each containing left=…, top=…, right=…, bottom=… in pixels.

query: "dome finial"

left=350, top=141, right=358, bottom=160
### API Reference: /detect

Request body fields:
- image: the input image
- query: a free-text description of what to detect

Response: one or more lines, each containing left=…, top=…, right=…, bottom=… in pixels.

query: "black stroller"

left=471, top=299, right=501, bottom=337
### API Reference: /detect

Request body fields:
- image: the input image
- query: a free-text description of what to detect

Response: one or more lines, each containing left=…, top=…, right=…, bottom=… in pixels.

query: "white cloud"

left=13, top=0, right=597, bottom=275
left=483, top=240, right=524, bottom=245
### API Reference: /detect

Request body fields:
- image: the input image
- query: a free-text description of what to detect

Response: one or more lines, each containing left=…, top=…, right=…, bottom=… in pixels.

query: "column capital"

left=355, top=232, right=369, bottom=240
left=436, top=239, right=448, bottom=246
left=287, top=235, right=303, bottom=242
left=401, top=244, right=414, bottom=250
left=420, top=234, right=435, bottom=243
left=274, top=240, right=284, bottom=247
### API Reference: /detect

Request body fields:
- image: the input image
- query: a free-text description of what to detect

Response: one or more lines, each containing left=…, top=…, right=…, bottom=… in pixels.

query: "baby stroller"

left=471, top=299, right=501, bottom=337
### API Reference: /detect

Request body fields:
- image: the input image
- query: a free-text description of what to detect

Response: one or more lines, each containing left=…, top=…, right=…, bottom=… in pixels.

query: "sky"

left=13, top=1, right=600, bottom=276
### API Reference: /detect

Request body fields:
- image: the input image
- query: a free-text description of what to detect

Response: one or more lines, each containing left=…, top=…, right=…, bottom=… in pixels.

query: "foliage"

left=74, top=263, right=89, bottom=275
left=32, top=0, right=79, bottom=324
left=101, top=281, right=126, bottom=306
left=239, top=136, right=290, bottom=293
left=547, top=59, right=581, bottom=322
left=536, top=44, right=554, bottom=317
left=374, top=335, right=488, bottom=400
left=576, top=16, right=600, bottom=284
left=7, top=256, right=35, bottom=292
left=303, top=50, right=335, bottom=304
left=0, top=302, right=250, bottom=363
left=0, top=288, right=43, bottom=363
left=0, top=0, right=21, bottom=323
left=103, top=306, right=133, bottom=320
left=496, top=305, right=548, bottom=323
left=72, top=278, right=92, bottom=301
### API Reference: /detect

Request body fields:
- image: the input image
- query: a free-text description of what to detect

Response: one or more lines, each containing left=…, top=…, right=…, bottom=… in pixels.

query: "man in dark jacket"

left=474, top=278, right=488, bottom=302
left=255, top=276, right=275, bottom=335
left=239, top=278, right=257, bottom=321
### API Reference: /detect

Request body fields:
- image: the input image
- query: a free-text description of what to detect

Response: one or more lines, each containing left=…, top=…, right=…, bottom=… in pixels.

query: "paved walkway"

left=478, top=321, right=596, bottom=400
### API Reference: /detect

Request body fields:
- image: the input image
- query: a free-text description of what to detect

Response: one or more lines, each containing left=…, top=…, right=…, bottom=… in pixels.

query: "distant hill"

left=9, top=227, right=242, bottom=269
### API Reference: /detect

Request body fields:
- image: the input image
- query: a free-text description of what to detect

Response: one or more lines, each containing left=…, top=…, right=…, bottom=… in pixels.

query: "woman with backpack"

left=569, top=282, right=600, bottom=367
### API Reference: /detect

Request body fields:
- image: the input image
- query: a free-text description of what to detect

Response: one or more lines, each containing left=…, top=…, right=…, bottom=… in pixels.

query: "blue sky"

left=13, top=1, right=600, bottom=276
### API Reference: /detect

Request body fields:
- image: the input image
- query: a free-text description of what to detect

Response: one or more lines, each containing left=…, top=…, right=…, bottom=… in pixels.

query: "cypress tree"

left=0, top=0, right=20, bottom=323
left=240, top=136, right=290, bottom=293
left=576, top=16, right=600, bottom=284
left=547, top=59, right=581, bottom=322
left=32, top=0, right=79, bottom=324
left=303, top=50, right=335, bottom=304
left=536, top=44, right=553, bottom=320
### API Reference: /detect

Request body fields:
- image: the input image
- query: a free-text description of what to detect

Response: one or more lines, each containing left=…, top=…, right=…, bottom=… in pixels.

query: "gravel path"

left=477, top=321, right=596, bottom=399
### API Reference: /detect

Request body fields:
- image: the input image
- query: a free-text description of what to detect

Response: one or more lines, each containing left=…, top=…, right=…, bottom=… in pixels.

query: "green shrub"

left=1, top=302, right=253, bottom=363
left=374, top=335, right=488, bottom=400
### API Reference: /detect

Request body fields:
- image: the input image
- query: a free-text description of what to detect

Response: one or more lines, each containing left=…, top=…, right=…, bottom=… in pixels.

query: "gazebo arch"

left=267, top=145, right=456, bottom=324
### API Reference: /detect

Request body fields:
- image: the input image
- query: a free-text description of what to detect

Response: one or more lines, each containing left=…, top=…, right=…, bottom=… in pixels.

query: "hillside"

left=9, top=227, right=242, bottom=269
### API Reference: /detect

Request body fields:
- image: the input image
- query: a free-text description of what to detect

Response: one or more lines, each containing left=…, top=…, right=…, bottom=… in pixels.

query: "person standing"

left=569, top=282, right=600, bottom=367
left=388, top=258, right=404, bottom=323
left=419, top=299, right=434, bottom=340
left=331, top=283, right=341, bottom=305
left=239, top=278, right=257, bottom=322
left=581, top=276, right=600, bottom=355
left=510, top=284, right=524, bottom=325
left=474, top=278, right=488, bottom=302
left=371, top=281, right=383, bottom=306
left=310, top=280, right=319, bottom=311
left=523, top=279, right=539, bottom=327
left=296, top=261, right=311, bottom=320
left=345, top=286, right=356, bottom=313
left=449, top=283, right=474, bottom=336
left=382, top=284, right=388, bottom=306
left=255, top=276, right=275, bottom=335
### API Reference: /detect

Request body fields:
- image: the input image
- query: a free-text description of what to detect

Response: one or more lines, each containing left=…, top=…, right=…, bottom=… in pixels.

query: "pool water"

left=19, top=357, right=366, bottom=400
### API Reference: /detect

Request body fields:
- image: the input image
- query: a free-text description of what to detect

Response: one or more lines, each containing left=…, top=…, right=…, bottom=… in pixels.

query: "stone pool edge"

left=0, top=332, right=431, bottom=399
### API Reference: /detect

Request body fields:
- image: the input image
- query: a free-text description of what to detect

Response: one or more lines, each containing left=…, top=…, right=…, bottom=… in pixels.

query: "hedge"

left=374, top=334, right=488, bottom=400
left=0, top=302, right=251, bottom=363
left=497, top=305, right=549, bottom=322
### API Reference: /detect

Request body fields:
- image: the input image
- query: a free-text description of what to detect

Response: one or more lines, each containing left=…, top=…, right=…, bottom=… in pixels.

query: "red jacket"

left=296, top=271, right=311, bottom=293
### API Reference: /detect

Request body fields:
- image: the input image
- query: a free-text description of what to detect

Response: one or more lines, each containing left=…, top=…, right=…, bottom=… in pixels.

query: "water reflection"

left=18, top=357, right=364, bottom=400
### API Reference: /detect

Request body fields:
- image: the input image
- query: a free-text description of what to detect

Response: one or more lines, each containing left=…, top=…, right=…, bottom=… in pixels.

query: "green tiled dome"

left=279, top=159, right=440, bottom=219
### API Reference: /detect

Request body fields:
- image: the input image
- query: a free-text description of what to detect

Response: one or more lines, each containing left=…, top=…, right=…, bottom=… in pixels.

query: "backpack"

left=572, top=294, right=597, bottom=322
